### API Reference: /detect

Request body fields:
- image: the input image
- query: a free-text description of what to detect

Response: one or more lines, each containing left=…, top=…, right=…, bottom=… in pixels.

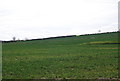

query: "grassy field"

left=0, top=42, right=2, bottom=80
left=2, top=32, right=119, bottom=79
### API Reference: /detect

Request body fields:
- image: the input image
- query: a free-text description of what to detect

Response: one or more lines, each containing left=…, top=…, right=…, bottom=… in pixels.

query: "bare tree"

left=25, top=38, right=28, bottom=41
left=98, top=30, right=101, bottom=32
left=13, top=37, right=16, bottom=41
left=17, top=38, right=20, bottom=41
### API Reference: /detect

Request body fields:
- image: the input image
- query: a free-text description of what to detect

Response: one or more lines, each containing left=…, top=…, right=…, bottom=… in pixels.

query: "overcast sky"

left=0, top=0, right=119, bottom=40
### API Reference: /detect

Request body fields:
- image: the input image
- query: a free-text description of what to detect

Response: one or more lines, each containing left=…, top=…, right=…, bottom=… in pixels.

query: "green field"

left=0, top=42, right=2, bottom=80
left=2, top=32, right=119, bottom=79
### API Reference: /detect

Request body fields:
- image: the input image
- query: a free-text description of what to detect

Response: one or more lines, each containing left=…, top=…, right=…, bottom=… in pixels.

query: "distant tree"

left=17, top=38, right=20, bottom=41
left=25, top=38, right=28, bottom=41
left=12, top=37, right=16, bottom=41
left=98, top=30, right=101, bottom=32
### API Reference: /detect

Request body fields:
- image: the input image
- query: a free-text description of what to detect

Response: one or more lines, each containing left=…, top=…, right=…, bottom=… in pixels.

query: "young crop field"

left=2, top=32, right=119, bottom=79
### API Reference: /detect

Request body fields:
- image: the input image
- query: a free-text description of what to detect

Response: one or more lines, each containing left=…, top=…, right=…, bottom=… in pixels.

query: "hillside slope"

left=2, top=32, right=119, bottom=79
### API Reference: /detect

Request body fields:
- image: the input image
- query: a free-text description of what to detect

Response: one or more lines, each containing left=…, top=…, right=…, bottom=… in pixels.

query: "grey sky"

left=0, top=0, right=119, bottom=40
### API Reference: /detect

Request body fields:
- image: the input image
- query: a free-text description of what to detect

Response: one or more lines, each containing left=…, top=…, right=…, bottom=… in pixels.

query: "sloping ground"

left=2, top=32, right=119, bottom=79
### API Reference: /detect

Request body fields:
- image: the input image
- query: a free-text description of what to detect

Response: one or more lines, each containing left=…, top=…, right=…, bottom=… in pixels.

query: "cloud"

left=0, top=0, right=119, bottom=40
